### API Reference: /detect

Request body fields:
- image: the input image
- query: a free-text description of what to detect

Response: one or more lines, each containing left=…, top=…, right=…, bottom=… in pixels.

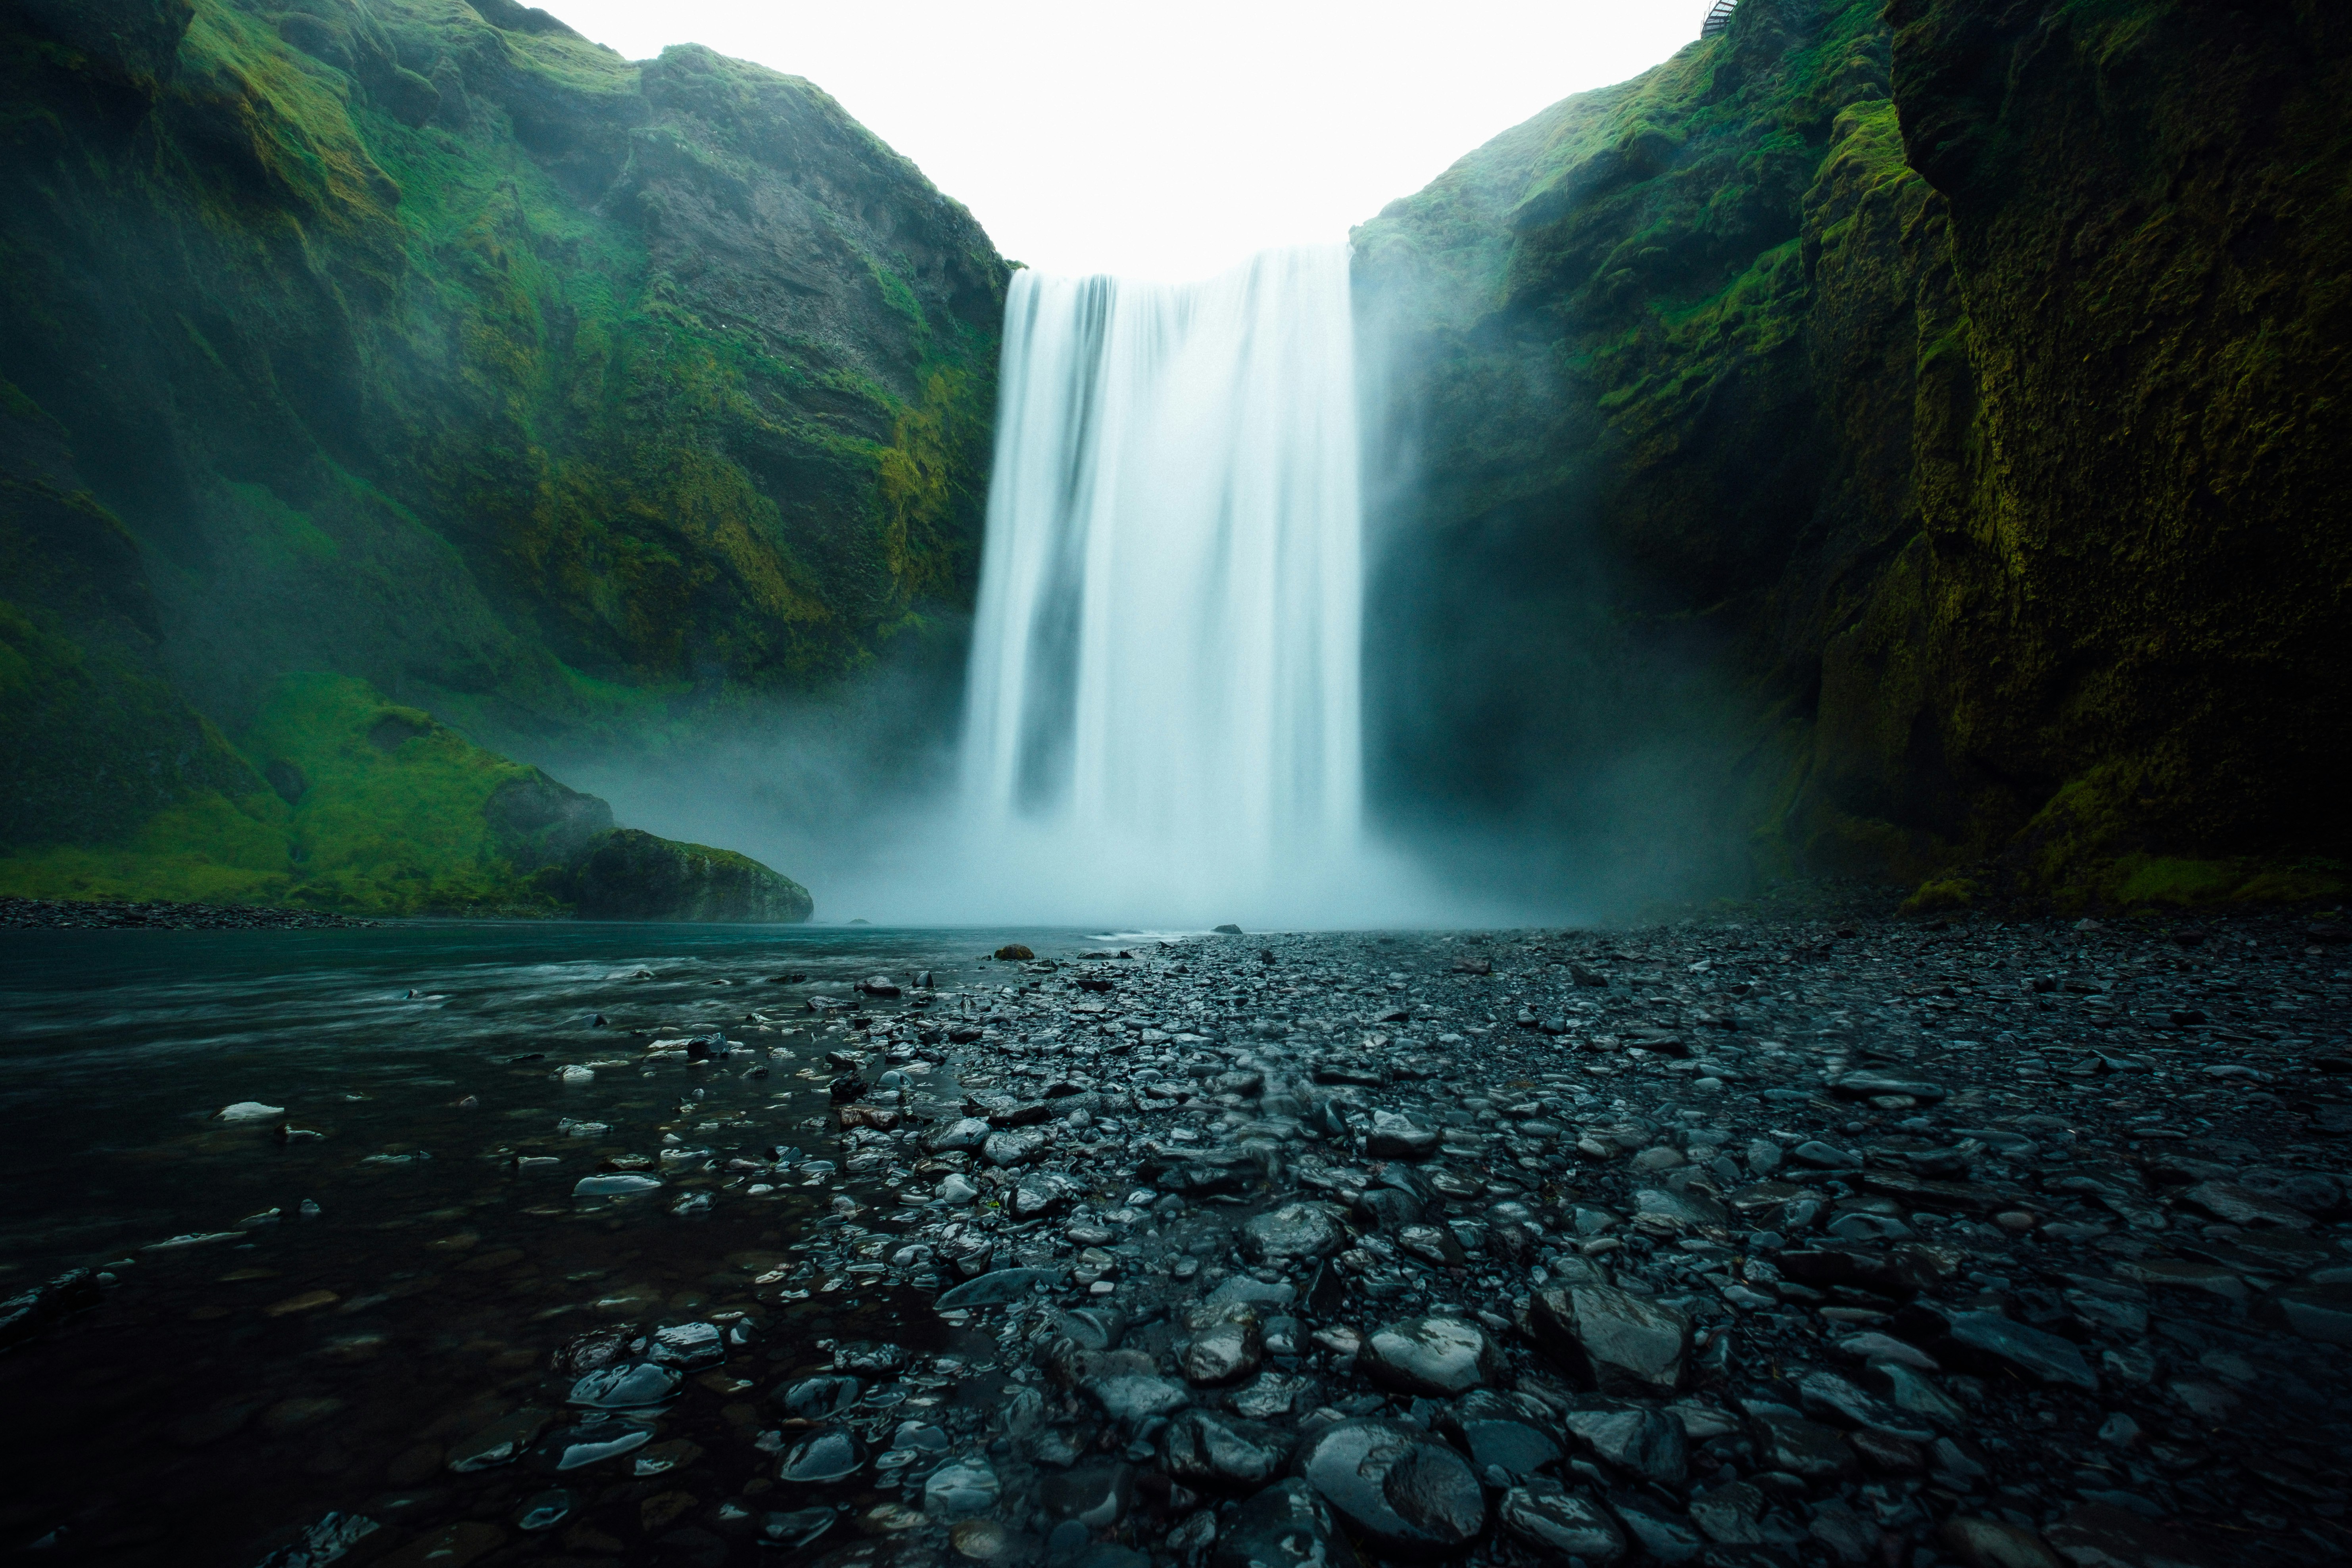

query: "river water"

left=0, top=922, right=1067, bottom=1566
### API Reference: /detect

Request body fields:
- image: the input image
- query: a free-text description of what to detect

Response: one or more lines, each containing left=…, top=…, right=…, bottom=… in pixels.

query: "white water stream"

left=957, top=246, right=1370, bottom=921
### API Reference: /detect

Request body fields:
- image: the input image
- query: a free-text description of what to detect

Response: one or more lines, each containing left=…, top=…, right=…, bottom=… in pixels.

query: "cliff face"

left=1356, top=0, right=2351, bottom=909
left=0, top=0, right=1002, bottom=914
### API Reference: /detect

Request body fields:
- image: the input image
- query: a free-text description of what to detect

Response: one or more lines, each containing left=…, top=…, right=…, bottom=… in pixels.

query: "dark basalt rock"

left=1560, top=1399, right=1688, bottom=1486
left=566, top=1361, right=682, bottom=1409
left=1525, top=1283, right=1691, bottom=1393
left=564, top=828, right=811, bottom=923
left=1294, top=1418, right=1486, bottom=1558
left=1893, top=1303, right=2099, bottom=1392
left=1210, top=1478, right=1361, bottom=1568
left=1160, top=1409, right=1291, bottom=1488
left=1499, top=1478, right=1627, bottom=1561
left=1242, top=1203, right=1345, bottom=1262
left=1362, top=1316, right=1506, bottom=1397
left=776, top=1425, right=865, bottom=1485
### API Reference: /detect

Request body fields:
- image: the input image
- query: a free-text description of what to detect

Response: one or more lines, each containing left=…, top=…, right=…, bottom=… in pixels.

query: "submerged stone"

left=778, top=1424, right=865, bottom=1484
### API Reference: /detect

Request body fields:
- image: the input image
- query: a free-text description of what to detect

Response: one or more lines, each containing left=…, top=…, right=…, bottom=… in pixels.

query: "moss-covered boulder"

left=565, top=828, right=811, bottom=923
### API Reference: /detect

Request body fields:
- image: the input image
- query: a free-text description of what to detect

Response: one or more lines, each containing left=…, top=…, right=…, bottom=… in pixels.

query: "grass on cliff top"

left=0, top=672, right=567, bottom=914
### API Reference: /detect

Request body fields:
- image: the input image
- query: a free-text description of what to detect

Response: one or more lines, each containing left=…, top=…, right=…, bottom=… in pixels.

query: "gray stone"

left=2273, top=1283, right=2352, bottom=1346
left=1040, top=1461, right=1133, bottom=1529
left=1242, top=1203, right=1344, bottom=1262
left=1354, top=1186, right=1425, bottom=1230
left=1084, top=1373, right=1190, bottom=1430
left=924, top=1459, right=1001, bottom=1518
left=1498, top=1479, right=1626, bottom=1563
left=1160, top=1409, right=1288, bottom=1487
left=2178, top=1181, right=2314, bottom=1230
left=1748, top=1414, right=1858, bottom=1482
left=1807, top=1497, right=1881, bottom=1566
left=1895, top=1304, right=2099, bottom=1391
left=1939, top=1515, right=2062, bottom=1568
left=1798, top=1369, right=1936, bottom=1441
left=926, top=1117, right=992, bottom=1152
left=1206, top=1275, right=1297, bottom=1311
left=446, top=1407, right=555, bottom=1472
left=1561, top=1401, right=1687, bottom=1486
left=1688, top=1482, right=1765, bottom=1545
left=567, top=1362, right=682, bottom=1409
left=1012, top=1172, right=1077, bottom=1218
left=1874, top=1362, right=1968, bottom=1431
left=1832, top=1072, right=1947, bottom=1102
left=1295, top=1418, right=1485, bottom=1557
left=1366, top=1111, right=1439, bottom=1159
left=935, top=1267, right=1066, bottom=1309
left=647, top=1322, right=724, bottom=1369
left=1210, top=1478, right=1360, bottom=1568
left=1363, top=1316, right=1504, bottom=1396
left=1633, top=1186, right=1729, bottom=1232
left=1181, top=1304, right=1264, bottom=1386
left=776, top=1374, right=860, bottom=1419
left=1230, top=1372, right=1307, bottom=1420
left=982, top=1128, right=1046, bottom=1167
left=1053, top=1308, right=1127, bottom=1352
left=1393, top=1223, right=1467, bottom=1267
left=1452, top=1413, right=1562, bottom=1482
left=777, top=1425, right=864, bottom=1484
left=572, top=1174, right=662, bottom=1196
left=1605, top=1490, right=1707, bottom=1564
left=1526, top=1283, right=1691, bottom=1393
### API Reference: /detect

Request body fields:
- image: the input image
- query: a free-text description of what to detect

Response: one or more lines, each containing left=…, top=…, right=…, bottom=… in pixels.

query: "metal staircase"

left=1701, top=0, right=1739, bottom=38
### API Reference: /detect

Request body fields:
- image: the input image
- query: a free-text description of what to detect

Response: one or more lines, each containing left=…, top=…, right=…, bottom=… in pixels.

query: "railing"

left=1701, top=0, right=1739, bottom=38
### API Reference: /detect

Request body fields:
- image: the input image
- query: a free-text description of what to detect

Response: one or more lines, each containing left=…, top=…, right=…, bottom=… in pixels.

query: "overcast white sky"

left=545, top=1, right=1705, bottom=280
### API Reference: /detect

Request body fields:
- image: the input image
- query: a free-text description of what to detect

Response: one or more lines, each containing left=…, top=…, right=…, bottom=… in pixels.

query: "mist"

left=522, top=202, right=1774, bottom=935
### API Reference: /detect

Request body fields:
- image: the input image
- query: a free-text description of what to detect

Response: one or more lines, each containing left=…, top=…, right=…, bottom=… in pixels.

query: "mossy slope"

left=0, top=0, right=1000, bottom=911
left=1356, top=0, right=2351, bottom=910
left=0, top=668, right=812, bottom=917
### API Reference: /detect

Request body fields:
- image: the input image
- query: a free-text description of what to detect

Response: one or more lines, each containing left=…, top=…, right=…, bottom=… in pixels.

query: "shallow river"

left=0, top=921, right=1070, bottom=1566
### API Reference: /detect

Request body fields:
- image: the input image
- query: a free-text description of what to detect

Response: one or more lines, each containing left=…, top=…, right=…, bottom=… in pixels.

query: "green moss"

left=239, top=671, right=561, bottom=913
left=0, top=0, right=1007, bottom=774
left=0, top=670, right=564, bottom=913
left=1901, top=875, right=1977, bottom=914
left=1359, top=0, right=2351, bottom=906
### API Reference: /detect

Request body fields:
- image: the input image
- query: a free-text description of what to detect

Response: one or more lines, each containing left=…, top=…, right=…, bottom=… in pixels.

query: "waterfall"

left=958, top=246, right=1365, bottom=921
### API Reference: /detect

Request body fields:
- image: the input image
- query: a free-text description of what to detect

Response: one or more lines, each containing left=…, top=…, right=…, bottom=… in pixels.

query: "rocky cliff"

left=1356, top=0, right=2350, bottom=911
left=0, top=0, right=1007, bottom=915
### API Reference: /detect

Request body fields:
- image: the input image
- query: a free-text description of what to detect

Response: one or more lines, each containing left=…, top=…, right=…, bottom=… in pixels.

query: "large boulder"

left=564, top=827, right=811, bottom=923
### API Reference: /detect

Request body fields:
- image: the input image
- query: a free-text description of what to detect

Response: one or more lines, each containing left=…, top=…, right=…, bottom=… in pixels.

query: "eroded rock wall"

left=1356, top=0, right=2352, bottom=909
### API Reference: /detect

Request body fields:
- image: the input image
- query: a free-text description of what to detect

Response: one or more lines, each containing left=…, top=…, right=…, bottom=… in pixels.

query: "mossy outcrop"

left=564, top=827, right=810, bottom=922
left=1356, top=0, right=2351, bottom=910
left=0, top=0, right=1005, bottom=911
left=0, top=670, right=811, bottom=918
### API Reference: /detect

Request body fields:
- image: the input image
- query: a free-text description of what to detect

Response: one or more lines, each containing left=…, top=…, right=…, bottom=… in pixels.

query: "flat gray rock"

left=1242, top=1202, right=1344, bottom=1262
left=1831, top=1071, right=1947, bottom=1101
left=1296, top=1418, right=1485, bottom=1557
left=1363, top=1316, right=1504, bottom=1396
left=935, top=1267, right=1065, bottom=1309
left=1527, top=1284, right=1691, bottom=1393
left=1499, top=1479, right=1626, bottom=1562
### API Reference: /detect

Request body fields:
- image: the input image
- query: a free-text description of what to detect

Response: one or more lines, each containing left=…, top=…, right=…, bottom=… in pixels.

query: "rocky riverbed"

left=0, top=896, right=381, bottom=930
left=4, top=902, right=2348, bottom=1568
